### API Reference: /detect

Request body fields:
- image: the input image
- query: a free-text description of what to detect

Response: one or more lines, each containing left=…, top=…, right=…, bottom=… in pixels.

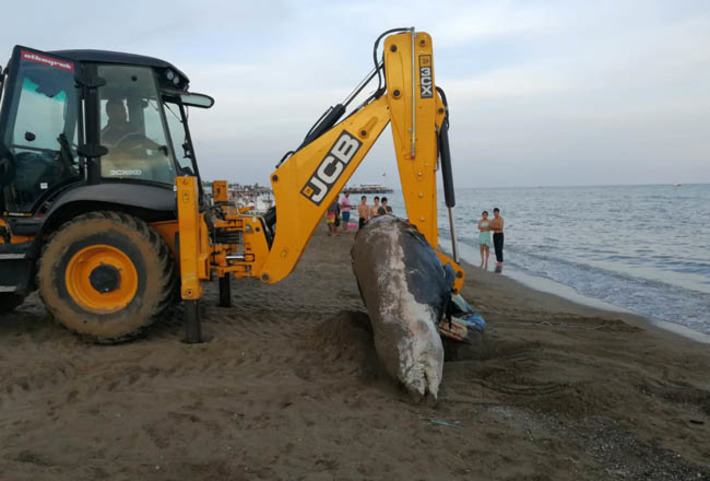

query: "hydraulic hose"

left=372, top=27, right=411, bottom=95
left=436, top=86, right=459, bottom=262
left=437, top=87, right=455, bottom=208
left=297, top=104, right=347, bottom=150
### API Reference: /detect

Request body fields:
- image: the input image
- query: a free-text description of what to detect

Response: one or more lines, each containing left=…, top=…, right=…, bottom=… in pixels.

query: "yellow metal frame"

left=150, top=220, right=179, bottom=261
left=254, top=31, right=465, bottom=292
left=176, top=176, right=209, bottom=300
left=258, top=95, right=392, bottom=282
left=212, top=180, right=229, bottom=203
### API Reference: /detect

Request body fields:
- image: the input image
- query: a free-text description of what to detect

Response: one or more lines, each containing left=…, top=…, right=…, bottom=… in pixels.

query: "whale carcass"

left=351, top=215, right=455, bottom=402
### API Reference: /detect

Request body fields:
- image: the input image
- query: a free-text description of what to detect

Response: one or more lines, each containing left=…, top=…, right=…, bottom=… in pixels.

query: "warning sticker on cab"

left=21, top=50, right=74, bottom=72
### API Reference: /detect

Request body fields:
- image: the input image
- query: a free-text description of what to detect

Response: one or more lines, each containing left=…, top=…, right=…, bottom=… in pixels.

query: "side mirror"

left=179, top=92, right=214, bottom=109
left=162, top=88, right=214, bottom=109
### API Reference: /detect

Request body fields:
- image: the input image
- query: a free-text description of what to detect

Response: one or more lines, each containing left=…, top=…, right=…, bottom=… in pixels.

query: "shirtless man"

left=369, top=196, right=381, bottom=218
left=489, top=207, right=505, bottom=272
left=357, top=195, right=369, bottom=230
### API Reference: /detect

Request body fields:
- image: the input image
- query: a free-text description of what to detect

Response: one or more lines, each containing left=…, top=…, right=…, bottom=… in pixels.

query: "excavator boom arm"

left=176, top=30, right=464, bottom=320
left=253, top=31, right=464, bottom=290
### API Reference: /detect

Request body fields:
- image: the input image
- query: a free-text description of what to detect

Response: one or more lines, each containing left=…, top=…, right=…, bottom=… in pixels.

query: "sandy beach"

left=0, top=223, right=708, bottom=480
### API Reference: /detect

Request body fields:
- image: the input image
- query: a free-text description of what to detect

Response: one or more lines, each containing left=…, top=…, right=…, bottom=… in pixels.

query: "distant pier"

left=343, top=184, right=393, bottom=194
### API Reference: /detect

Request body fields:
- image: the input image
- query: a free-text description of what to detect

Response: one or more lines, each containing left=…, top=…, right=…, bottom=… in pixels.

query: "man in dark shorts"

left=490, top=207, right=505, bottom=272
left=357, top=195, right=369, bottom=230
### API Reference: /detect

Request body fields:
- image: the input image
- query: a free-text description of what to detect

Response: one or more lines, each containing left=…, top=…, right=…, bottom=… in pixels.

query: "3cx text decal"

left=21, top=51, right=74, bottom=72
left=419, top=55, right=433, bottom=98
left=109, top=169, right=143, bottom=177
left=301, top=131, right=362, bottom=206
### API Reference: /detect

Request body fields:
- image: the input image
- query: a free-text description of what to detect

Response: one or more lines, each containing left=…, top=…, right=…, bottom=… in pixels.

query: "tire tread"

left=38, top=211, right=178, bottom=343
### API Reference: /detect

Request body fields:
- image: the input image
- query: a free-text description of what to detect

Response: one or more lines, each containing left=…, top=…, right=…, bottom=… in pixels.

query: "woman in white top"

left=477, top=211, right=492, bottom=270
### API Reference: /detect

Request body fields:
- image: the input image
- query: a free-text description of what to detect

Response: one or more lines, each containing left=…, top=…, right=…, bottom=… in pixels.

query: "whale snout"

left=396, top=317, right=444, bottom=403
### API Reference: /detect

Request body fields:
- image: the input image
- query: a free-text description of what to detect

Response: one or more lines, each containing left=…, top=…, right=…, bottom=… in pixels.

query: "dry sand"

left=0, top=224, right=708, bottom=480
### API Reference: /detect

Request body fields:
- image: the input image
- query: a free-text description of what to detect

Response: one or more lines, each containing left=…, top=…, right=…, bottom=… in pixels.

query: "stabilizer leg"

left=184, top=300, right=203, bottom=343
left=219, top=275, right=232, bottom=307
left=176, top=176, right=206, bottom=344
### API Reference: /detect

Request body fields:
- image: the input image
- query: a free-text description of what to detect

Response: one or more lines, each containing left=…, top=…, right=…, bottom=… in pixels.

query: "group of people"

left=325, top=194, right=506, bottom=272
left=326, top=193, right=393, bottom=236
left=477, top=207, right=505, bottom=272
left=357, top=195, right=392, bottom=228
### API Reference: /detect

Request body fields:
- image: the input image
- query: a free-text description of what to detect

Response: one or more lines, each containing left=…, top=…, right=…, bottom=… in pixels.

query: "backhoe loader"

left=0, top=28, right=465, bottom=343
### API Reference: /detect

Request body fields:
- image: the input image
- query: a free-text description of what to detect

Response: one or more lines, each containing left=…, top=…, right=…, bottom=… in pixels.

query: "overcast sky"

left=3, top=0, right=709, bottom=188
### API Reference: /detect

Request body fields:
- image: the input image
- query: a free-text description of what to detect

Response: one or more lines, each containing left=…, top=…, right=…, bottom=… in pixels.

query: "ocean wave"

left=455, top=236, right=710, bottom=334
left=436, top=185, right=710, bottom=335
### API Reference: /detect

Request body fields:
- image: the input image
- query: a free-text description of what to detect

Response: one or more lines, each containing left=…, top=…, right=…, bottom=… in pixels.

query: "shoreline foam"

left=447, top=236, right=710, bottom=345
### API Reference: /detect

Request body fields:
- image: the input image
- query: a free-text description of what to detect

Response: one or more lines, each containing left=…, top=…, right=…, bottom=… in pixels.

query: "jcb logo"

left=301, top=131, right=362, bottom=205
left=419, top=55, right=433, bottom=98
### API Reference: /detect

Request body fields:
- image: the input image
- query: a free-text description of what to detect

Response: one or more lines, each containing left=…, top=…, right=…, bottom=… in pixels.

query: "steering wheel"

left=114, top=133, right=162, bottom=154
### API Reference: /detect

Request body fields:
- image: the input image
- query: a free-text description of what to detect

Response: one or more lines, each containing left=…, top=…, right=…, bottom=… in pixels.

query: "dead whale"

left=351, top=215, right=455, bottom=402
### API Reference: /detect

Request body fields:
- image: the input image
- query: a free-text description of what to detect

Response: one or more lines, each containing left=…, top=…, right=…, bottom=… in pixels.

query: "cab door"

left=0, top=46, right=83, bottom=215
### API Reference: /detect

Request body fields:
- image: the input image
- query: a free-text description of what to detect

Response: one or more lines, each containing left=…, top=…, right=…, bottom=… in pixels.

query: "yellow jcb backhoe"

left=0, top=28, right=464, bottom=343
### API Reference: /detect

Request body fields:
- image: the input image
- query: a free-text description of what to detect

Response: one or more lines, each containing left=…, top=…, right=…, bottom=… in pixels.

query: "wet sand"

left=0, top=224, right=708, bottom=480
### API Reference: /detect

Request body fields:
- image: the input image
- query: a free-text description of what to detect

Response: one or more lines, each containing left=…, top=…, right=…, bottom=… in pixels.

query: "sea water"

left=381, top=184, right=710, bottom=336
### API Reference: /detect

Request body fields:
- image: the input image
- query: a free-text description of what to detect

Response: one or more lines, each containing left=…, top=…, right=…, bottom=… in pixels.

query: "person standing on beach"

left=326, top=196, right=340, bottom=236
left=381, top=197, right=393, bottom=214
left=340, top=193, right=352, bottom=233
left=357, top=196, right=369, bottom=230
left=477, top=211, right=492, bottom=270
left=370, top=196, right=381, bottom=218
left=490, top=207, right=505, bottom=272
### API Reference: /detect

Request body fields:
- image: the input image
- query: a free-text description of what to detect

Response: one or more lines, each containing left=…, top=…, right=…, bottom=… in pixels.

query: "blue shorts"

left=342, top=211, right=350, bottom=222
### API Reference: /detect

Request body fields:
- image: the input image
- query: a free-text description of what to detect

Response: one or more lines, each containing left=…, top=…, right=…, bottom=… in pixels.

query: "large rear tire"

left=0, top=293, right=26, bottom=314
left=38, top=211, right=177, bottom=343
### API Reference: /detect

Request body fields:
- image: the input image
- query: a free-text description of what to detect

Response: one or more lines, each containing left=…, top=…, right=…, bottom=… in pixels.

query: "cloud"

left=0, top=0, right=708, bottom=187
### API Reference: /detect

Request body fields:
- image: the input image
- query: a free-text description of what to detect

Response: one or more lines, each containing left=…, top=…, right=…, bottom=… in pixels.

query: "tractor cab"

left=0, top=46, right=213, bottom=217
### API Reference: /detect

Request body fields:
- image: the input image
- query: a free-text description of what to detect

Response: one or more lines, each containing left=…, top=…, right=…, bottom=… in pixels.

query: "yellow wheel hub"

left=65, top=245, right=138, bottom=313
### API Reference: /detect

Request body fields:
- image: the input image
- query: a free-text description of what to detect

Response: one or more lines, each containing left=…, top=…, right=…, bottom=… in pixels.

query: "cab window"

left=98, top=65, right=176, bottom=185
left=1, top=50, right=80, bottom=213
left=163, top=100, right=195, bottom=175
